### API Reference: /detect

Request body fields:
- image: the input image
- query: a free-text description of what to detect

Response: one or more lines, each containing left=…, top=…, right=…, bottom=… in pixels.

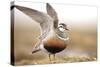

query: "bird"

left=11, top=3, right=69, bottom=62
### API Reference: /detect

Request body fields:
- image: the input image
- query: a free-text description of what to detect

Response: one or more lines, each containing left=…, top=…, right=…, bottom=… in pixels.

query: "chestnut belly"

left=43, top=37, right=67, bottom=54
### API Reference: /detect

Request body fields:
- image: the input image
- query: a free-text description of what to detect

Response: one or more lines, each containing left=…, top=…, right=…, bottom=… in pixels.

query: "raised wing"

left=46, top=3, right=58, bottom=29
left=13, top=5, right=53, bottom=40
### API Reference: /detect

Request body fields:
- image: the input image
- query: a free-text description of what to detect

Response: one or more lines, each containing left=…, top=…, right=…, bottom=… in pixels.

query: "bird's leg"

left=53, top=54, right=56, bottom=60
left=53, top=54, right=56, bottom=63
left=49, top=53, right=51, bottom=61
left=49, top=54, right=56, bottom=63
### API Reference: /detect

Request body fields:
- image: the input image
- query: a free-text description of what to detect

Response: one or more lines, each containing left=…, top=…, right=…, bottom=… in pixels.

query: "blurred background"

left=13, top=2, right=97, bottom=65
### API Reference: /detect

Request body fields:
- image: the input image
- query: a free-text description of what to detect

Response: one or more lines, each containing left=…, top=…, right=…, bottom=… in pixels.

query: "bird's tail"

left=32, top=48, right=41, bottom=54
left=32, top=41, right=42, bottom=54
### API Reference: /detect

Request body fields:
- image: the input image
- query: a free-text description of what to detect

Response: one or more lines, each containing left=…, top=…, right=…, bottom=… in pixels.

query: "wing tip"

left=46, top=3, right=49, bottom=5
left=46, top=3, right=51, bottom=8
left=11, top=5, right=14, bottom=10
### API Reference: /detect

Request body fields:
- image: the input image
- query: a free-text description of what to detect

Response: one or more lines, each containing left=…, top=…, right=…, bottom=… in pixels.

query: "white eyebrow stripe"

left=56, top=34, right=69, bottom=41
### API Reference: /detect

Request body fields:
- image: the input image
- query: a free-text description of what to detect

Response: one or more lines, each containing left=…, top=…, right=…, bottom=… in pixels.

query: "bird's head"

left=58, top=23, right=69, bottom=32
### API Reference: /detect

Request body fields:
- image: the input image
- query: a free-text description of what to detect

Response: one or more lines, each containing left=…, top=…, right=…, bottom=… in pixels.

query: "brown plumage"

left=43, top=37, right=66, bottom=53
left=43, top=37, right=67, bottom=54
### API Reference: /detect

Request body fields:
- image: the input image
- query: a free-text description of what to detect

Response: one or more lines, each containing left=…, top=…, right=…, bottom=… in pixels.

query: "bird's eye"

left=60, top=26, right=63, bottom=28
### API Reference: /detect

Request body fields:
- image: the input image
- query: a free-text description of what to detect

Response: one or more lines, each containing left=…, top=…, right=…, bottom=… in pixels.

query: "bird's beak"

left=65, top=27, right=69, bottom=31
